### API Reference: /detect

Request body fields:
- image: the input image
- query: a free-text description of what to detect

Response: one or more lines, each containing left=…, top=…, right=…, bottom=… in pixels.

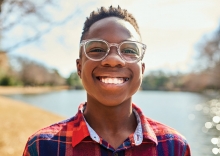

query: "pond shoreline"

left=0, top=86, right=69, bottom=95
left=0, top=87, right=65, bottom=156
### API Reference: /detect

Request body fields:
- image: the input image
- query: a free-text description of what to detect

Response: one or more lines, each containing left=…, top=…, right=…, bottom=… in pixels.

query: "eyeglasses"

left=80, top=38, right=146, bottom=63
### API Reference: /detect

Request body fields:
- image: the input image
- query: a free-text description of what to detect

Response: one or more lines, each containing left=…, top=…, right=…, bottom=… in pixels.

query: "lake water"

left=6, top=90, right=216, bottom=156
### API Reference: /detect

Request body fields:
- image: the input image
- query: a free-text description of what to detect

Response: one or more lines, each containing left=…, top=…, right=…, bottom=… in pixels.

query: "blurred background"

left=0, top=0, right=220, bottom=156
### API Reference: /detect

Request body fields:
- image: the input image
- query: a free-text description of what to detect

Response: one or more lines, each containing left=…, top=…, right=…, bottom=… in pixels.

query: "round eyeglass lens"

left=119, top=42, right=142, bottom=62
left=85, top=40, right=108, bottom=60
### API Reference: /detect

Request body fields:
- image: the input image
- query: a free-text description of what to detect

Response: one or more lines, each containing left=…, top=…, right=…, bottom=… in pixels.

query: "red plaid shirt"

left=23, top=103, right=191, bottom=156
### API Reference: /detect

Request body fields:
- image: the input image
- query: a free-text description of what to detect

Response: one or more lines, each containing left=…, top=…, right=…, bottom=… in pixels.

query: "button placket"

left=81, top=108, right=100, bottom=143
left=113, top=152, right=118, bottom=156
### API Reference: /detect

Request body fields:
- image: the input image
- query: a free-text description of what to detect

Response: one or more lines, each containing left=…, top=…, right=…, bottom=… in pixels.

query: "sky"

left=2, top=0, right=220, bottom=77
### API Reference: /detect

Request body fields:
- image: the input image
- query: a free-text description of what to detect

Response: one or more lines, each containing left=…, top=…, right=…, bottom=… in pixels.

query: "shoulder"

left=145, top=117, right=191, bottom=155
left=26, top=116, right=77, bottom=146
left=146, top=117, right=187, bottom=143
left=145, top=117, right=188, bottom=146
left=23, top=116, right=77, bottom=156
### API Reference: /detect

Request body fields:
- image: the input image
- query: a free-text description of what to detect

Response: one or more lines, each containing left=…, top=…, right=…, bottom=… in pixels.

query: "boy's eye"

left=89, top=48, right=106, bottom=53
left=121, top=49, right=138, bottom=55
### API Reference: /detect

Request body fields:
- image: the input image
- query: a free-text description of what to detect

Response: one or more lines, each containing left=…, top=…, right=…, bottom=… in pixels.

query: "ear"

left=141, top=62, right=145, bottom=74
left=76, top=59, right=82, bottom=78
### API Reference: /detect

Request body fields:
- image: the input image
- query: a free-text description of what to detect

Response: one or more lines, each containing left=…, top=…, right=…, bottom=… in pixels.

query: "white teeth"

left=100, top=77, right=125, bottom=84
left=104, top=79, right=108, bottom=83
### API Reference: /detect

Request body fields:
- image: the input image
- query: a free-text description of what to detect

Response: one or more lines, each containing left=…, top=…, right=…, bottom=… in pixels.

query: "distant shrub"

left=141, top=71, right=169, bottom=90
left=0, top=75, right=22, bottom=86
left=66, top=72, right=83, bottom=89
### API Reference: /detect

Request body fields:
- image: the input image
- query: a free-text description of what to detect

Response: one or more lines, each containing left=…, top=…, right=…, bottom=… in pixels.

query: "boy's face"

left=77, top=17, right=145, bottom=106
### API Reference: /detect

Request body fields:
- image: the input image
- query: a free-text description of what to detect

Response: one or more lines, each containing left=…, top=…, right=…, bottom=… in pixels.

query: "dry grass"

left=0, top=87, right=65, bottom=156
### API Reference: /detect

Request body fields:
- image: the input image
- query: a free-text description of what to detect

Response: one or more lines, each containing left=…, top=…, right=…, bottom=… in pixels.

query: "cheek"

left=134, top=64, right=143, bottom=78
left=80, top=60, right=96, bottom=85
left=130, top=64, right=143, bottom=87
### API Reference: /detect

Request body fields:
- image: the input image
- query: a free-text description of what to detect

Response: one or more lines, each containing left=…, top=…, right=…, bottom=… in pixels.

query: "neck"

left=83, top=97, right=137, bottom=142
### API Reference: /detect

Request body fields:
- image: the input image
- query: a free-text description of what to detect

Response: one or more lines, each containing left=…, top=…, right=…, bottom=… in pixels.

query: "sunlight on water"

left=195, top=104, right=203, bottom=111
left=188, top=114, right=195, bottom=120
left=211, top=138, right=219, bottom=144
left=205, top=122, right=213, bottom=129
left=195, top=98, right=220, bottom=155
left=213, top=148, right=219, bottom=155
left=216, top=124, right=220, bottom=130
left=213, top=116, right=220, bottom=123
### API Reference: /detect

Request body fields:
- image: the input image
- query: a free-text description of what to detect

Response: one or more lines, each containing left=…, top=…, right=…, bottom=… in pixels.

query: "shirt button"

left=113, top=153, right=118, bottom=156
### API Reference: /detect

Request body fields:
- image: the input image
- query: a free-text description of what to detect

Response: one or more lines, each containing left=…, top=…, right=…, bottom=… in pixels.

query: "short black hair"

left=80, top=5, right=140, bottom=41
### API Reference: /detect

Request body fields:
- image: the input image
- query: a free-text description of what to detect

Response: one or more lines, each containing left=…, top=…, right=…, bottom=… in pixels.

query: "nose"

left=101, top=47, right=126, bottom=67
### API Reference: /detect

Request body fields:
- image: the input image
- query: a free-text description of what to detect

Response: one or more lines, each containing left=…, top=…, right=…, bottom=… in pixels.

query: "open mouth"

left=97, top=77, right=129, bottom=84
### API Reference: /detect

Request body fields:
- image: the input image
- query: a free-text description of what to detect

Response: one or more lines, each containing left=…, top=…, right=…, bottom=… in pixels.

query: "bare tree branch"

left=196, top=23, right=220, bottom=88
left=5, top=11, right=78, bottom=52
left=0, top=0, right=78, bottom=52
left=1, top=0, right=52, bottom=31
left=0, top=0, right=4, bottom=12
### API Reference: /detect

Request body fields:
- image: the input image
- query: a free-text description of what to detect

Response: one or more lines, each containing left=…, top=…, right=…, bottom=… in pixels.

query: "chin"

left=97, top=97, right=131, bottom=107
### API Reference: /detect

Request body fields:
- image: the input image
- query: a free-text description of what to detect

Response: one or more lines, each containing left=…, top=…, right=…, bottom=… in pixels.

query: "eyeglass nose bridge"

left=107, top=43, right=121, bottom=55
left=108, top=43, right=120, bottom=50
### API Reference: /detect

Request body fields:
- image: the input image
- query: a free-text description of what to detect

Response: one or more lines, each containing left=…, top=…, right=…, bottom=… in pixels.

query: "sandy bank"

left=0, top=95, right=65, bottom=156
left=0, top=86, right=69, bottom=95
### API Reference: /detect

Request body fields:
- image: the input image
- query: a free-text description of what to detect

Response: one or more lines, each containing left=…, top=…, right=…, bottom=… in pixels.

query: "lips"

left=97, top=77, right=129, bottom=84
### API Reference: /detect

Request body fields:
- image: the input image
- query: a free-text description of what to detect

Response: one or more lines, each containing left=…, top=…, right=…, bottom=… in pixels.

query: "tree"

left=196, top=23, right=220, bottom=89
left=141, top=71, right=169, bottom=90
left=0, top=0, right=75, bottom=52
left=0, top=0, right=75, bottom=86
left=8, top=56, right=66, bottom=86
left=66, top=72, right=83, bottom=89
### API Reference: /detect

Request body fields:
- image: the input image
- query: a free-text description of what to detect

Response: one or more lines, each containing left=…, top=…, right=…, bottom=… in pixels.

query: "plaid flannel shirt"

left=23, top=103, right=191, bottom=156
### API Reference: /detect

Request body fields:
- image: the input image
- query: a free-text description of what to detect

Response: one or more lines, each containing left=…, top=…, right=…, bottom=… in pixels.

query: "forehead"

left=85, top=17, right=141, bottom=42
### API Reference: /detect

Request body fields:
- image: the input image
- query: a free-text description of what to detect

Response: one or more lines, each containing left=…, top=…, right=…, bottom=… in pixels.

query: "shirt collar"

left=72, top=103, right=158, bottom=147
left=132, top=103, right=158, bottom=145
left=133, top=108, right=143, bottom=145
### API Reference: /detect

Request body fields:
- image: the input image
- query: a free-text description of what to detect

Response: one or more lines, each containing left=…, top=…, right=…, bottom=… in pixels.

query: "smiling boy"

left=23, top=6, right=191, bottom=156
